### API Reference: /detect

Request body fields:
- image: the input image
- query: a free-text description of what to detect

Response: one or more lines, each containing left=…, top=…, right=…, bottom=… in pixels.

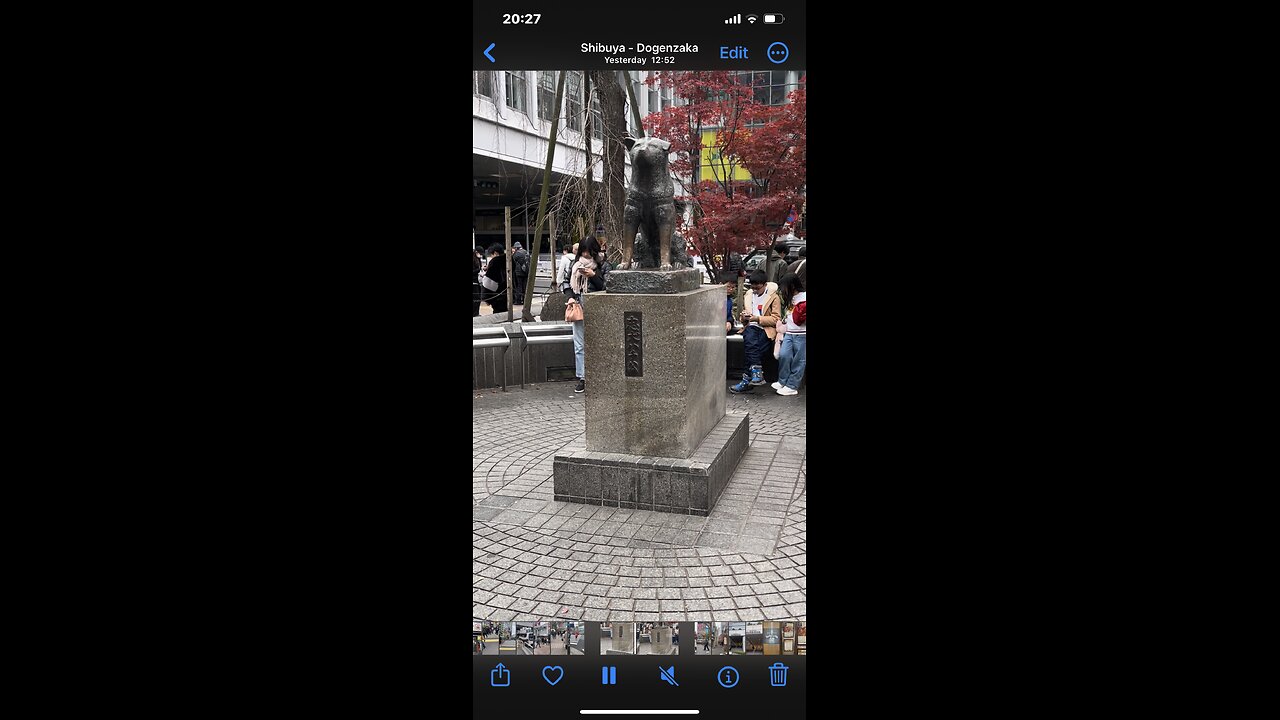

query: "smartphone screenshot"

left=473, top=2, right=806, bottom=717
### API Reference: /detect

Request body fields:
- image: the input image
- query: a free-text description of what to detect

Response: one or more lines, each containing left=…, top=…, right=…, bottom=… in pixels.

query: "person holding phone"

left=730, top=269, right=781, bottom=393
left=565, top=237, right=604, bottom=393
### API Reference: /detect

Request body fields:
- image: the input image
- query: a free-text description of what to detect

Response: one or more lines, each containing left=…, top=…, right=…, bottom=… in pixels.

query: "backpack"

left=514, top=252, right=530, bottom=276
left=556, top=257, right=568, bottom=288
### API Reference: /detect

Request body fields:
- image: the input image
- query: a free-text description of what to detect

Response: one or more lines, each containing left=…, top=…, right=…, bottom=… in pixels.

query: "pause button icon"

left=601, top=666, right=617, bottom=684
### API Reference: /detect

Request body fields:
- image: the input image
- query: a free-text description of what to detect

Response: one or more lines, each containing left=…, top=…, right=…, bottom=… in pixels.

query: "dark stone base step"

left=552, top=413, right=749, bottom=516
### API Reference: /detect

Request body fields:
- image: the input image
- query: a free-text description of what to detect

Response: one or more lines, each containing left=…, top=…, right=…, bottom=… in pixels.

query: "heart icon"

left=542, top=665, right=564, bottom=686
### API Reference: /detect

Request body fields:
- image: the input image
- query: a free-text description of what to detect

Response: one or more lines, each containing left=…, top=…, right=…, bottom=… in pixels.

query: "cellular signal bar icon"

left=725, top=13, right=742, bottom=24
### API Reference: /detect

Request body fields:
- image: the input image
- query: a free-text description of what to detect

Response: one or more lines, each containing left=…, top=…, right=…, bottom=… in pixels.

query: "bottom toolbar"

left=473, top=621, right=805, bottom=719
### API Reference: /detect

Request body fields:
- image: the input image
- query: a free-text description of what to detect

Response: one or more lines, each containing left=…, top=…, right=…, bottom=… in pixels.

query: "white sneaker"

left=771, top=382, right=783, bottom=390
left=777, top=386, right=799, bottom=396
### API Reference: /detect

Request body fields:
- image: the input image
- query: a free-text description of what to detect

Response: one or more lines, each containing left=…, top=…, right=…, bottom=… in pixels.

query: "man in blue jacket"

left=723, top=279, right=736, bottom=334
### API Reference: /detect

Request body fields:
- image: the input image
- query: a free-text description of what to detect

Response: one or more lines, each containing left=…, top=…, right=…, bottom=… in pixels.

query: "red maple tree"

left=643, top=71, right=806, bottom=279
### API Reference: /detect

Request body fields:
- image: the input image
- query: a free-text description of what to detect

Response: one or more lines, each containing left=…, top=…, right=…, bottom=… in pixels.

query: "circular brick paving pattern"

left=473, top=385, right=806, bottom=622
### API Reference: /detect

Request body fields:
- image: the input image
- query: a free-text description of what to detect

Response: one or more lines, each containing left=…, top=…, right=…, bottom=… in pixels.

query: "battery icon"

left=763, top=13, right=784, bottom=24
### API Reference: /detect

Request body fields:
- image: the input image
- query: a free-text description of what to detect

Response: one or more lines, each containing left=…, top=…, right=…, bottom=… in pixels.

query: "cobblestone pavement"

left=473, top=383, right=806, bottom=623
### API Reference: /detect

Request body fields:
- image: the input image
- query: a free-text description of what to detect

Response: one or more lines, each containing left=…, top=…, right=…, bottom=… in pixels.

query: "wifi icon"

left=747, top=14, right=758, bottom=23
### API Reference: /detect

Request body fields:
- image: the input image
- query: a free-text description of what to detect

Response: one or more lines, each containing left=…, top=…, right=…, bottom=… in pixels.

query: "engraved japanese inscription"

left=624, top=312, right=643, bottom=377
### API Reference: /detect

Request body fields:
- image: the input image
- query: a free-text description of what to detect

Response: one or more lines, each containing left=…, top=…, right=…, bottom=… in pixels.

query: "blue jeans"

left=742, top=325, right=770, bottom=368
left=778, top=333, right=807, bottom=389
left=572, top=319, right=585, bottom=379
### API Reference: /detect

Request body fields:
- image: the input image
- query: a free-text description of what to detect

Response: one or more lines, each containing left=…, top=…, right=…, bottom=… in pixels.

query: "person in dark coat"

left=763, top=240, right=789, bottom=284
left=728, top=251, right=743, bottom=277
left=472, top=248, right=484, bottom=317
left=512, top=241, right=530, bottom=305
left=724, top=279, right=736, bottom=334
left=481, top=243, right=508, bottom=314
left=786, top=246, right=807, bottom=292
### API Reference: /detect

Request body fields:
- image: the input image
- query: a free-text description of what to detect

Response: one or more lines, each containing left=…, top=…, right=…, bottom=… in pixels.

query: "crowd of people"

left=472, top=620, right=503, bottom=654
left=473, top=240, right=532, bottom=316
left=477, top=233, right=806, bottom=396
left=729, top=239, right=807, bottom=395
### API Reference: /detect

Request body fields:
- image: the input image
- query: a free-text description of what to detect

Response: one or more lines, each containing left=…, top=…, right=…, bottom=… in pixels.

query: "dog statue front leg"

left=655, top=202, right=676, bottom=271
left=621, top=199, right=642, bottom=269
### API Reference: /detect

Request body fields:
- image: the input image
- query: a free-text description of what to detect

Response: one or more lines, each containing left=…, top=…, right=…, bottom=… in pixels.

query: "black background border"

left=117, top=1, right=1170, bottom=715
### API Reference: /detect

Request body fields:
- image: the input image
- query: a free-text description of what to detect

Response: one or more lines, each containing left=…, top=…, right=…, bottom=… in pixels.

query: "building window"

left=590, top=90, right=602, bottom=140
left=734, top=71, right=789, bottom=106
left=566, top=71, right=583, bottom=132
left=538, top=71, right=557, bottom=121
left=768, top=71, right=789, bottom=105
left=649, top=84, right=660, bottom=116
left=505, top=71, right=528, bottom=113
left=474, top=71, right=495, bottom=99
left=662, top=84, right=673, bottom=110
left=631, top=78, right=644, bottom=135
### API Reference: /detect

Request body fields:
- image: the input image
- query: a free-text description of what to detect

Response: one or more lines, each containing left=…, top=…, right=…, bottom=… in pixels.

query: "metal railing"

left=518, top=322, right=574, bottom=389
left=472, top=326, right=511, bottom=391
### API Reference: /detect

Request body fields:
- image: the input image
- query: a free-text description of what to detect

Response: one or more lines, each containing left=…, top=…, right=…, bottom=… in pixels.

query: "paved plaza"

left=473, top=383, right=807, bottom=623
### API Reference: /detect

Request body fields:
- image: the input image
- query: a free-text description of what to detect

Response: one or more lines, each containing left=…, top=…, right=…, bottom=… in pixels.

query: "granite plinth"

left=605, top=268, right=702, bottom=294
left=582, top=285, right=724, bottom=458
left=552, top=413, right=749, bottom=516
left=651, top=627, right=674, bottom=654
left=614, top=622, right=636, bottom=653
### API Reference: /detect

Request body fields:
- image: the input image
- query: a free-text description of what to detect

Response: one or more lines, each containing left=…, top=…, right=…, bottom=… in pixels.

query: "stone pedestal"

left=609, top=622, right=636, bottom=654
left=553, top=272, right=749, bottom=516
left=605, top=267, right=702, bottom=294
left=583, top=285, right=724, bottom=458
left=651, top=626, right=674, bottom=655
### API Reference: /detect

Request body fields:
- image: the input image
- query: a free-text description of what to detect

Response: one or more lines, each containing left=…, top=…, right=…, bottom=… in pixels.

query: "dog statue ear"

left=623, top=136, right=637, bottom=151
left=654, top=139, right=671, bottom=151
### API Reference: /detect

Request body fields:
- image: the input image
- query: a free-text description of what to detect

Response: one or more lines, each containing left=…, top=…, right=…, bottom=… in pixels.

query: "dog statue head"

left=623, top=137, right=673, bottom=194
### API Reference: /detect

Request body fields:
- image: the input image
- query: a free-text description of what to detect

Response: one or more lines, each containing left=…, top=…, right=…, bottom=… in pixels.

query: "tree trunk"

left=582, top=73, right=594, bottom=230
left=621, top=71, right=645, bottom=138
left=505, top=207, right=513, bottom=323
left=590, top=70, right=627, bottom=262
left=522, top=71, right=567, bottom=321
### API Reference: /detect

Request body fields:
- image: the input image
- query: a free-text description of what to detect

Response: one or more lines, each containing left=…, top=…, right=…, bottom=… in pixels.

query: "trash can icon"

left=769, top=662, right=789, bottom=687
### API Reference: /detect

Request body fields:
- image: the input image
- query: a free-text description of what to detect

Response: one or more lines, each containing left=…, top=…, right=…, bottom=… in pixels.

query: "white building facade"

left=472, top=70, right=804, bottom=252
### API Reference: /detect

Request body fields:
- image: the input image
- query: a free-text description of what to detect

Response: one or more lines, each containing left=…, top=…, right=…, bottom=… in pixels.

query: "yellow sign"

left=699, top=130, right=753, bottom=182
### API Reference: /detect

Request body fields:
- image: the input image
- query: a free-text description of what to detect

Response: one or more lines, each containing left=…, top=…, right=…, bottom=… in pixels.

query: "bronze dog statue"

left=620, top=136, right=686, bottom=271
